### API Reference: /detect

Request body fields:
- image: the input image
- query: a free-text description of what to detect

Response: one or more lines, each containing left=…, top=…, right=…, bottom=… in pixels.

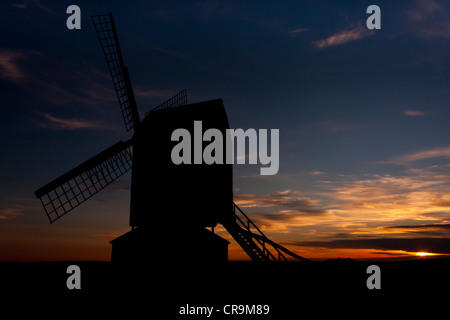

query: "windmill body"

left=119, top=99, right=233, bottom=264
left=130, top=99, right=232, bottom=230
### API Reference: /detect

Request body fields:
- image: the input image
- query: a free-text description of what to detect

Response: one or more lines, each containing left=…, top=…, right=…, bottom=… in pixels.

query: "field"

left=2, top=258, right=449, bottom=317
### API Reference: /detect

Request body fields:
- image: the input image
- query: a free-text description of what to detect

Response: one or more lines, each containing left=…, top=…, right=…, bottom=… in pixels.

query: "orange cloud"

left=406, top=0, right=450, bottom=40
left=313, top=25, right=372, bottom=49
left=0, top=49, right=27, bottom=84
left=403, top=109, right=428, bottom=116
left=35, top=112, right=114, bottom=131
left=407, top=0, right=442, bottom=22
left=235, top=189, right=323, bottom=209
left=10, top=0, right=53, bottom=13
left=231, top=163, right=450, bottom=260
left=293, top=237, right=450, bottom=255
left=288, top=27, right=309, bottom=36
left=381, top=146, right=450, bottom=164
left=0, top=207, right=24, bottom=219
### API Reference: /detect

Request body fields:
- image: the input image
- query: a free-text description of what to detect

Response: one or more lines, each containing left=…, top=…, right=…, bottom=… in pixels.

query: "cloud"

left=382, top=146, right=450, bottom=164
left=293, top=237, right=450, bottom=254
left=232, top=165, right=450, bottom=256
left=308, top=170, right=326, bottom=176
left=370, top=251, right=410, bottom=256
left=312, top=25, right=372, bottom=49
left=0, top=207, right=24, bottom=219
left=235, top=189, right=323, bottom=212
left=403, top=109, right=428, bottom=117
left=406, top=0, right=450, bottom=40
left=28, top=63, right=118, bottom=108
left=288, top=28, right=309, bottom=36
left=329, top=173, right=450, bottom=216
left=304, top=167, right=450, bottom=242
left=0, top=49, right=28, bottom=84
left=0, top=48, right=116, bottom=107
left=248, top=209, right=327, bottom=233
left=235, top=164, right=450, bottom=236
left=32, top=77, right=116, bottom=108
left=262, top=208, right=326, bottom=220
left=387, top=223, right=450, bottom=230
left=35, top=112, right=113, bottom=131
left=385, top=223, right=450, bottom=237
left=407, top=0, right=442, bottom=22
left=234, top=190, right=327, bottom=232
left=10, top=0, right=53, bottom=14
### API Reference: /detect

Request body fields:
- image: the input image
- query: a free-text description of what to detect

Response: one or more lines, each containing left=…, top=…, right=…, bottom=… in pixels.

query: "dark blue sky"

left=1, top=0, right=450, bottom=261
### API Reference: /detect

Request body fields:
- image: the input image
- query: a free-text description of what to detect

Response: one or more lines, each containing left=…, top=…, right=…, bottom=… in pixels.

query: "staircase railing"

left=231, top=203, right=287, bottom=261
left=225, top=202, right=310, bottom=262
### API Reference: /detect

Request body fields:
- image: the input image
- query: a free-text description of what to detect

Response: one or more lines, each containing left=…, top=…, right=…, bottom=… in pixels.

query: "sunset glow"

left=415, top=252, right=436, bottom=257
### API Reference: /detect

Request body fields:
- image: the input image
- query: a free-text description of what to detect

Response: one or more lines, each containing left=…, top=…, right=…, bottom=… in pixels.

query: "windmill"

left=34, top=13, right=309, bottom=264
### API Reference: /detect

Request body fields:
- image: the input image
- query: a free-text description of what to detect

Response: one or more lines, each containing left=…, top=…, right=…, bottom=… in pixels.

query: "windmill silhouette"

left=34, top=13, right=309, bottom=264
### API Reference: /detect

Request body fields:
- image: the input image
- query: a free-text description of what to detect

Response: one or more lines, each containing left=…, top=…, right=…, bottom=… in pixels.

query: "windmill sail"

left=92, top=13, right=140, bottom=132
left=34, top=140, right=133, bottom=223
left=145, top=89, right=188, bottom=116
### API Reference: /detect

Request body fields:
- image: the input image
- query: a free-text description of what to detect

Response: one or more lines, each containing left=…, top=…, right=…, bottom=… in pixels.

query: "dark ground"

left=1, top=259, right=449, bottom=318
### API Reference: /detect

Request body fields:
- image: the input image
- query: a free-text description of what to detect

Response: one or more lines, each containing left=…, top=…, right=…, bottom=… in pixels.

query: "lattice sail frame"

left=92, top=13, right=140, bottom=132
left=146, top=89, right=188, bottom=116
left=35, top=141, right=133, bottom=223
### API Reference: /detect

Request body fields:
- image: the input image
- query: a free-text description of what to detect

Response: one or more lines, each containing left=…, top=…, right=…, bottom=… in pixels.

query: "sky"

left=1, top=0, right=450, bottom=261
